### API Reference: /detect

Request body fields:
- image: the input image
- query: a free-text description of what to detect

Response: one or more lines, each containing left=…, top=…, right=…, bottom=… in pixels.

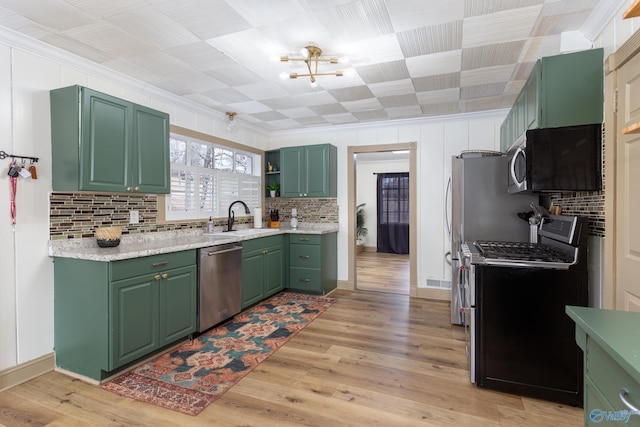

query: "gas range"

left=461, top=215, right=585, bottom=269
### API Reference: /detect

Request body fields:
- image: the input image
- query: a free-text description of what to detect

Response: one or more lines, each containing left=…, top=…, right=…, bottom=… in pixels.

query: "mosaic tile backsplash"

left=49, top=192, right=339, bottom=239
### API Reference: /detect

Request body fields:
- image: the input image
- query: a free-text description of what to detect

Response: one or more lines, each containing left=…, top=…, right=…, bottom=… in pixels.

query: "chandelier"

left=281, top=45, right=343, bottom=87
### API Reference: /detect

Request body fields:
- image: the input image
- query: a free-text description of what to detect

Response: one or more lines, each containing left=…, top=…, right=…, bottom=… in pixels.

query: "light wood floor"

left=356, top=251, right=409, bottom=295
left=0, top=290, right=582, bottom=426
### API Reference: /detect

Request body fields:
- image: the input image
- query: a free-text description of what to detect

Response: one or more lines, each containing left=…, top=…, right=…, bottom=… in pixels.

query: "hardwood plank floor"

left=0, top=290, right=582, bottom=426
left=356, top=251, right=409, bottom=295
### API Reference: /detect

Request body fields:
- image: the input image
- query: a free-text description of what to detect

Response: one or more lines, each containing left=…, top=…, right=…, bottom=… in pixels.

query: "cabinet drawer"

left=289, top=267, right=321, bottom=291
left=290, top=244, right=321, bottom=268
left=242, top=235, right=283, bottom=253
left=111, top=250, right=196, bottom=281
left=587, top=337, right=640, bottom=413
left=289, top=234, right=321, bottom=245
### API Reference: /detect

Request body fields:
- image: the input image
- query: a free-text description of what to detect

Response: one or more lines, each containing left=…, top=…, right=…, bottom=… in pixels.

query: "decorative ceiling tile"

left=421, top=101, right=460, bottom=116
left=416, top=88, right=460, bottom=105
left=323, top=112, right=359, bottom=124
left=413, top=73, right=460, bottom=92
left=405, top=50, right=462, bottom=78
left=461, top=40, right=526, bottom=70
left=352, top=109, right=389, bottom=121
left=368, top=79, right=415, bottom=98
left=356, top=60, right=410, bottom=84
left=460, top=64, right=517, bottom=87
left=384, top=105, right=423, bottom=119
left=277, top=107, right=318, bottom=118
left=63, top=21, right=155, bottom=56
left=202, top=87, right=252, bottom=105
left=378, top=93, right=418, bottom=108
left=397, top=21, right=463, bottom=58
left=317, top=0, right=394, bottom=40
left=327, top=85, right=375, bottom=102
left=386, top=0, right=464, bottom=32
left=464, top=0, right=545, bottom=18
left=309, top=103, right=349, bottom=115
left=342, top=98, right=383, bottom=112
left=460, top=82, right=507, bottom=100
left=462, top=5, right=542, bottom=48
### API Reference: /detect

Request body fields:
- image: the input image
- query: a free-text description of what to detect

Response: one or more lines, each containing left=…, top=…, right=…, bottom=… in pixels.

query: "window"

left=378, top=173, right=409, bottom=224
left=165, top=134, right=261, bottom=221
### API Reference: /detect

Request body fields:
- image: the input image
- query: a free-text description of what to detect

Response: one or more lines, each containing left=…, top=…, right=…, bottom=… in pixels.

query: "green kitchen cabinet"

left=500, top=48, right=604, bottom=152
left=54, top=250, right=196, bottom=381
left=567, top=306, right=640, bottom=426
left=280, top=144, right=337, bottom=198
left=287, top=232, right=337, bottom=295
left=50, top=85, right=170, bottom=193
left=241, top=235, right=285, bottom=308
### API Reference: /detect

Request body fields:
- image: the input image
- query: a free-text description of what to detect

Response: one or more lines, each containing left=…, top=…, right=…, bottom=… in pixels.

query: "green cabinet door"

left=242, top=249, right=266, bottom=308
left=280, top=147, right=304, bottom=197
left=81, top=88, right=133, bottom=192
left=264, top=244, right=285, bottom=297
left=133, top=105, right=170, bottom=194
left=110, top=274, right=159, bottom=370
left=159, top=265, right=197, bottom=345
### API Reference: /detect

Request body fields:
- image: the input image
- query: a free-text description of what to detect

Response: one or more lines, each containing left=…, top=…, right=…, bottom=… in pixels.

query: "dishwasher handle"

left=206, top=245, right=242, bottom=256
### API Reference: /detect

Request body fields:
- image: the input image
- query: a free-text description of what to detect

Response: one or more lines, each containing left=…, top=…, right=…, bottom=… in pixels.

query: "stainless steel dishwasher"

left=197, top=243, right=243, bottom=332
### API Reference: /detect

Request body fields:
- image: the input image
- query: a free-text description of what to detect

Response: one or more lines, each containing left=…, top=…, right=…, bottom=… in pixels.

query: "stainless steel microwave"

left=507, top=124, right=602, bottom=193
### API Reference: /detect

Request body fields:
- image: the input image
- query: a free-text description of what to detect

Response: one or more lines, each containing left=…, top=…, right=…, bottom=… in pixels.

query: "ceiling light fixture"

left=226, top=111, right=237, bottom=132
left=281, top=45, right=343, bottom=87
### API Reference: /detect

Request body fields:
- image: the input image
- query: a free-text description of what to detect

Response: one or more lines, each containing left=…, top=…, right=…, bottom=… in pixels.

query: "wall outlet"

left=129, top=210, right=139, bottom=224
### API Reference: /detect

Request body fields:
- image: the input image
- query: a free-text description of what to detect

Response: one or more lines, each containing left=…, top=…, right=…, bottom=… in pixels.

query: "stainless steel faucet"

left=227, top=200, right=251, bottom=231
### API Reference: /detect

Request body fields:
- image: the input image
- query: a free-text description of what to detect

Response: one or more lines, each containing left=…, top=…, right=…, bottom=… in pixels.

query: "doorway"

left=347, top=143, right=417, bottom=296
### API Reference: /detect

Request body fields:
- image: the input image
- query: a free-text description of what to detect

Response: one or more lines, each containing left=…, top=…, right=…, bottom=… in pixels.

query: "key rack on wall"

left=0, top=150, right=39, bottom=163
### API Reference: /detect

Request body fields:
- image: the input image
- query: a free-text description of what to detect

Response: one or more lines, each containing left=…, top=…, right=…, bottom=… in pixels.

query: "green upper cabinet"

left=280, top=144, right=337, bottom=198
left=50, top=85, right=170, bottom=193
left=500, top=48, right=604, bottom=152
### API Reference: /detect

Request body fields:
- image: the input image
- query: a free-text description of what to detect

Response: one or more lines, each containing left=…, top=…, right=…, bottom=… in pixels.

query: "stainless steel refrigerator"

left=448, top=154, right=537, bottom=325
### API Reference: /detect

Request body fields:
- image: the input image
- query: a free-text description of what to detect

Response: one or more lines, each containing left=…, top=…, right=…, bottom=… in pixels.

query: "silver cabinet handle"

left=298, top=238, right=310, bottom=241
left=299, top=278, right=310, bottom=282
left=620, top=388, right=640, bottom=412
left=299, top=255, right=310, bottom=259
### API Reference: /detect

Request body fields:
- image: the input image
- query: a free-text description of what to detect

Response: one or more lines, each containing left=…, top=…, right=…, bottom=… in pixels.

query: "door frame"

left=604, top=30, right=640, bottom=309
left=346, top=142, right=417, bottom=295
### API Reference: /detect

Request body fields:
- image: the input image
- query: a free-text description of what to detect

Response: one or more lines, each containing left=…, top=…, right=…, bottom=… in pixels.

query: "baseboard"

left=337, top=279, right=354, bottom=290
left=0, top=352, right=55, bottom=392
left=416, top=287, right=450, bottom=301
left=364, top=246, right=376, bottom=252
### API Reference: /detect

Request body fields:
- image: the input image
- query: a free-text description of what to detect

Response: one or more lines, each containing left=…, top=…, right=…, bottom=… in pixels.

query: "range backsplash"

left=49, top=192, right=338, bottom=239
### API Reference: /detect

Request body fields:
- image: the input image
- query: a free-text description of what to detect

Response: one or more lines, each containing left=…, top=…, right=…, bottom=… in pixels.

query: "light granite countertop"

left=49, top=223, right=339, bottom=262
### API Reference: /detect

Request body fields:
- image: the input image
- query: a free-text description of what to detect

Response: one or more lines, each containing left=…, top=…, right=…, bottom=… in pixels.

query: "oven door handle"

left=482, top=260, right=573, bottom=269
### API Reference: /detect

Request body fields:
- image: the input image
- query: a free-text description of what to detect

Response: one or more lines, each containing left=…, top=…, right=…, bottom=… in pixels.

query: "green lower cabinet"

left=241, top=235, right=285, bottom=309
left=287, top=232, right=337, bottom=295
left=54, top=250, right=197, bottom=381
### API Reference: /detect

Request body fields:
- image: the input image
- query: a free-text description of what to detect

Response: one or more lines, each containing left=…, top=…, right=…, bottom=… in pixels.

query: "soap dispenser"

left=207, top=217, right=214, bottom=233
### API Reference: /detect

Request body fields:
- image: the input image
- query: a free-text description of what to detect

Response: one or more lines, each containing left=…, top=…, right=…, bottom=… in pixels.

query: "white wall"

left=0, top=38, right=270, bottom=372
left=356, top=158, right=411, bottom=249
left=267, top=114, right=506, bottom=288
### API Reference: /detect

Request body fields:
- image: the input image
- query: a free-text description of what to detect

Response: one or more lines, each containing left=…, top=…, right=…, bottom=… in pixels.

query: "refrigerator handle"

left=444, top=173, right=452, bottom=237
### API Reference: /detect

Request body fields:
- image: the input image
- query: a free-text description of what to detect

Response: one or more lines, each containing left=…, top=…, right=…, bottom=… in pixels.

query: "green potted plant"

left=266, top=182, right=280, bottom=197
left=356, top=203, right=368, bottom=254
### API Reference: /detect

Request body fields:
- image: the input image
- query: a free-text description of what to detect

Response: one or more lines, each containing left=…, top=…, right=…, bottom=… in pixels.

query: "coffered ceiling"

left=0, top=0, right=623, bottom=132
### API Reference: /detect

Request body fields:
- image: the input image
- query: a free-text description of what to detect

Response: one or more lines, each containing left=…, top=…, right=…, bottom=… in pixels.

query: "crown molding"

left=581, top=0, right=629, bottom=42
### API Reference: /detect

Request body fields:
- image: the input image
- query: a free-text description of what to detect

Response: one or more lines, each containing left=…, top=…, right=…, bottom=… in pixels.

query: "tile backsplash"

left=49, top=192, right=338, bottom=239
left=548, top=191, right=604, bottom=237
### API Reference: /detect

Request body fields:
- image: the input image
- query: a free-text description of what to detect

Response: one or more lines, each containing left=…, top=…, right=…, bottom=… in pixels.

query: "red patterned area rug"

left=102, top=292, right=335, bottom=416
